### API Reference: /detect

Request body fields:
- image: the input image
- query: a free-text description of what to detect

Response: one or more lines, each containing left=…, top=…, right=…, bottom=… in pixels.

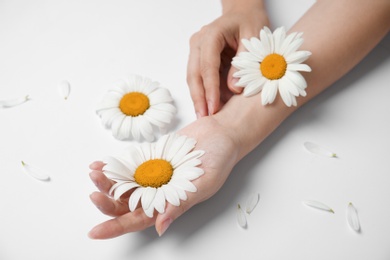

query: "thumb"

left=227, top=41, right=248, bottom=94
left=155, top=199, right=194, bottom=236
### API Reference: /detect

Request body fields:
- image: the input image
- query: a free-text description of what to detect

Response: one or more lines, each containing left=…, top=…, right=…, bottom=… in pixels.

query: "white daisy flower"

left=96, top=74, right=176, bottom=141
left=232, top=26, right=312, bottom=107
left=102, top=133, right=205, bottom=218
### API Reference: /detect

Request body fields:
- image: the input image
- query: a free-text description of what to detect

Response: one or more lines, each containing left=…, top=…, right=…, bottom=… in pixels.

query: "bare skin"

left=88, top=0, right=390, bottom=239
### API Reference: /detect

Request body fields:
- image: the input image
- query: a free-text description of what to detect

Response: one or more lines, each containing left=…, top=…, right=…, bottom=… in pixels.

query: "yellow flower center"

left=260, top=54, right=287, bottom=80
left=119, top=92, right=150, bottom=116
left=134, top=159, right=174, bottom=188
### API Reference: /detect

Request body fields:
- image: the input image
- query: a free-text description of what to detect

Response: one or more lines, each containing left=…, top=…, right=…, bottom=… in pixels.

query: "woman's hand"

left=88, top=116, right=240, bottom=239
left=187, top=1, right=269, bottom=117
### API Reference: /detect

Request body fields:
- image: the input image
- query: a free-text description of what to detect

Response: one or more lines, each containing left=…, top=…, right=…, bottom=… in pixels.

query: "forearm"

left=214, top=0, right=390, bottom=162
left=221, top=0, right=266, bottom=14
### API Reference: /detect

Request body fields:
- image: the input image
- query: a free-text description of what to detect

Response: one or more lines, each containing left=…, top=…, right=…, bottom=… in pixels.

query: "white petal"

left=112, top=182, right=139, bottom=200
left=174, top=167, right=204, bottom=181
left=168, top=182, right=188, bottom=201
left=242, top=78, right=265, bottom=97
left=233, top=69, right=260, bottom=78
left=111, top=115, right=126, bottom=139
left=232, top=57, right=260, bottom=70
left=177, top=158, right=202, bottom=168
left=148, top=88, right=173, bottom=105
left=145, top=108, right=173, bottom=124
left=141, top=187, right=157, bottom=210
left=279, top=77, right=299, bottom=97
left=169, top=136, right=197, bottom=165
left=261, top=80, right=277, bottom=105
left=237, top=51, right=260, bottom=62
left=153, top=188, right=166, bottom=214
left=173, top=150, right=205, bottom=169
left=165, top=135, right=188, bottom=161
left=284, top=38, right=304, bottom=57
left=279, top=32, right=298, bottom=55
left=21, top=161, right=50, bottom=181
left=236, top=73, right=262, bottom=87
left=245, top=193, right=260, bottom=214
left=302, top=200, right=334, bottom=213
left=58, top=80, right=71, bottom=100
left=162, top=185, right=180, bottom=206
left=0, top=95, right=30, bottom=109
left=241, top=39, right=262, bottom=59
left=118, top=117, right=132, bottom=139
left=286, top=51, right=311, bottom=64
left=287, top=63, right=312, bottom=72
left=151, top=103, right=177, bottom=115
left=129, top=187, right=143, bottom=212
left=138, top=117, right=155, bottom=142
left=100, top=109, right=122, bottom=128
left=260, top=28, right=272, bottom=54
left=278, top=81, right=293, bottom=107
left=284, top=70, right=307, bottom=91
left=169, top=177, right=197, bottom=192
left=95, top=93, right=121, bottom=112
left=273, top=26, right=286, bottom=53
left=303, top=142, right=337, bottom=158
left=237, top=204, right=247, bottom=228
left=154, top=134, right=171, bottom=159
left=144, top=203, right=155, bottom=218
left=131, top=117, right=142, bottom=141
left=102, top=156, right=132, bottom=180
left=347, top=202, right=361, bottom=232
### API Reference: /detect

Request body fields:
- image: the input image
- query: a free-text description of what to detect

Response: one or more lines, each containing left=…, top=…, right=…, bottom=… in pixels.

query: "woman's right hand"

left=186, top=0, right=269, bottom=117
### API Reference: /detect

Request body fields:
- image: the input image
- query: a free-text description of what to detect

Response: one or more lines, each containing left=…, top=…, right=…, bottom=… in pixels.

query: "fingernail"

left=158, top=218, right=172, bottom=237
left=196, top=112, right=201, bottom=119
left=207, top=101, right=214, bottom=116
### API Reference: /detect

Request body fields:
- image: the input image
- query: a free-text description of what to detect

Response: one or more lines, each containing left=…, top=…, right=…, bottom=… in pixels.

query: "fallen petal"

left=347, top=202, right=361, bottom=232
left=58, top=80, right=71, bottom=100
left=21, top=161, right=51, bottom=181
left=0, top=95, right=30, bottom=109
left=302, top=200, right=334, bottom=213
left=245, top=193, right=260, bottom=214
left=303, top=141, right=337, bottom=158
left=237, top=204, right=247, bottom=228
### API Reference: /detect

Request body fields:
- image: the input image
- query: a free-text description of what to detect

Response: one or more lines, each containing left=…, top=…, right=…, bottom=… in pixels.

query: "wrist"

left=222, top=0, right=266, bottom=15
left=213, top=93, right=296, bottom=162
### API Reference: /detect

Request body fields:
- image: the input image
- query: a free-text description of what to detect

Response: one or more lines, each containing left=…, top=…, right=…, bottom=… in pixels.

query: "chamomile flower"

left=96, top=74, right=176, bottom=141
left=232, top=26, right=312, bottom=107
left=102, top=133, right=205, bottom=218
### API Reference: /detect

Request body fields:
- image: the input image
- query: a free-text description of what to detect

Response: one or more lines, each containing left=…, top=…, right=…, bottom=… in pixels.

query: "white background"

left=1, top=0, right=389, bottom=259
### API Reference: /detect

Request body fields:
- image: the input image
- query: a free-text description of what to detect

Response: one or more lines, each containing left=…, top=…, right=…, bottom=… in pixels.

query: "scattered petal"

left=0, top=95, right=30, bottom=109
left=237, top=204, right=247, bottom=228
left=58, top=80, right=71, bottom=100
left=21, top=161, right=51, bottom=181
left=302, top=200, right=334, bottom=213
left=245, top=193, right=260, bottom=214
left=347, top=202, right=361, bottom=233
left=303, top=142, right=337, bottom=158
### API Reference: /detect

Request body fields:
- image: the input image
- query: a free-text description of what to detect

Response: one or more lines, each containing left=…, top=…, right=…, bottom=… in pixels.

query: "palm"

left=89, top=116, right=238, bottom=239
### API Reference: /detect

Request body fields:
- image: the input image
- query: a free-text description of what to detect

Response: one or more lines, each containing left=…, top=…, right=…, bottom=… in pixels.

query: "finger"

left=227, top=42, right=248, bottom=94
left=187, top=36, right=208, bottom=118
left=89, top=191, right=129, bottom=217
left=89, top=170, right=115, bottom=195
left=228, top=27, right=264, bottom=94
left=89, top=161, right=104, bottom=171
left=200, top=34, right=224, bottom=115
left=88, top=208, right=156, bottom=239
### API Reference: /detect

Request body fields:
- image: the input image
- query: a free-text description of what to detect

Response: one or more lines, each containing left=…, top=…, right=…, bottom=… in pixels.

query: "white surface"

left=1, top=1, right=389, bottom=259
